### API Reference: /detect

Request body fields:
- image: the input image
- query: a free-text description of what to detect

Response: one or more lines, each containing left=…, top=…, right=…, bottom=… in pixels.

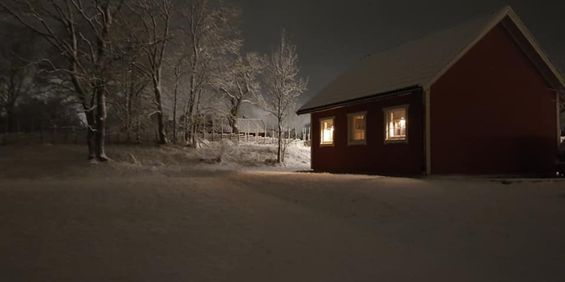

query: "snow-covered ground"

left=1, top=144, right=565, bottom=282
left=109, top=140, right=311, bottom=171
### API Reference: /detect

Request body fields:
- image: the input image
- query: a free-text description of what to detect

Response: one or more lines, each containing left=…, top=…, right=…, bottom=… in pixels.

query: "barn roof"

left=298, top=6, right=565, bottom=115
left=236, top=118, right=265, bottom=133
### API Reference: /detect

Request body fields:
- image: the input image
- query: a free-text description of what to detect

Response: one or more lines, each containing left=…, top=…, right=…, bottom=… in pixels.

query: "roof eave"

left=297, top=85, right=422, bottom=115
left=505, top=8, right=565, bottom=89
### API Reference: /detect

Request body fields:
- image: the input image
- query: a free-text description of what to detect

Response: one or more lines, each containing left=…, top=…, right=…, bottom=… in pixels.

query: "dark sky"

left=230, top=0, right=565, bottom=103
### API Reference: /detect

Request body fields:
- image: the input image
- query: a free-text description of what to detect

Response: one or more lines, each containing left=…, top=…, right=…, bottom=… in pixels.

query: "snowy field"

left=1, top=144, right=565, bottom=282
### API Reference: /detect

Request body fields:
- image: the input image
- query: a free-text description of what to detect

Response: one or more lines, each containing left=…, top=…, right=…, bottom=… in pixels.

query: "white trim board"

left=424, top=88, right=432, bottom=175
left=558, top=92, right=562, bottom=147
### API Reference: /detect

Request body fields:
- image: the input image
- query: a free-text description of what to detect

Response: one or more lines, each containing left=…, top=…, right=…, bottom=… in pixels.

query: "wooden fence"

left=0, top=126, right=308, bottom=146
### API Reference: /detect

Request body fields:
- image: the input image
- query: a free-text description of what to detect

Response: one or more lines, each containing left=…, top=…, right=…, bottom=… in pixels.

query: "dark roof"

left=298, top=7, right=564, bottom=114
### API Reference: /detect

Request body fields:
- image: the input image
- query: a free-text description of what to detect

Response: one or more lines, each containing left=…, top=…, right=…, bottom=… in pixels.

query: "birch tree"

left=264, top=31, right=307, bottom=163
left=127, top=0, right=172, bottom=144
left=111, top=45, right=149, bottom=143
left=180, top=0, right=241, bottom=146
left=170, top=53, right=188, bottom=143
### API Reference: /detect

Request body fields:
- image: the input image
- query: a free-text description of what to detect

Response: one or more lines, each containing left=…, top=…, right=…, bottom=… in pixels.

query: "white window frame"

left=347, top=112, right=367, bottom=146
left=384, top=105, right=409, bottom=144
left=319, top=116, right=335, bottom=147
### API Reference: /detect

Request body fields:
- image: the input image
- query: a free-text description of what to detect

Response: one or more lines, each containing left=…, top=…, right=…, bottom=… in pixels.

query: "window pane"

left=385, top=107, right=407, bottom=141
left=320, top=118, right=334, bottom=145
left=349, top=113, right=366, bottom=143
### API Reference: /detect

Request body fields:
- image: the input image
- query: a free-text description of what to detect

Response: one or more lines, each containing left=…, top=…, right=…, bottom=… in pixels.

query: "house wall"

left=311, top=91, right=425, bottom=175
left=431, top=24, right=558, bottom=175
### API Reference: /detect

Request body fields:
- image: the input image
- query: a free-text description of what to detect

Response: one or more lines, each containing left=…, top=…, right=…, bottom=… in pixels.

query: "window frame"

left=347, top=111, right=367, bottom=146
left=319, top=116, right=335, bottom=147
left=383, top=105, right=409, bottom=144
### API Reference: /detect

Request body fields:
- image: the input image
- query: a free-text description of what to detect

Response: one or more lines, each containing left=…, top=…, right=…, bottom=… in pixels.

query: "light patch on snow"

left=103, top=141, right=311, bottom=173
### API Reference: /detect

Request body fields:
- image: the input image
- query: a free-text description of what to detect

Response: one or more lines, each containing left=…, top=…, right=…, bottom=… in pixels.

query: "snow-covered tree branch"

left=263, top=31, right=307, bottom=163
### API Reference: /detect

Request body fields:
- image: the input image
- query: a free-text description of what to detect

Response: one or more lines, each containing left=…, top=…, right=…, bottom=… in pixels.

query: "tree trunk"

left=95, top=86, right=108, bottom=161
left=191, top=89, right=204, bottom=147
left=85, top=110, right=96, bottom=160
left=228, top=116, right=238, bottom=135
left=153, top=78, right=168, bottom=145
left=172, top=86, right=178, bottom=144
left=191, top=116, right=198, bottom=147
left=125, top=79, right=133, bottom=143
left=277, top=121, right=282, bottom=163
left=157, top=110, right=167, bottom=145
left=185, top=42, right=199, bottom=147
left=228, top=98, right=242, bottom=134
left=184, top=112, right=190, bottom=144
left=184, top=88, right=196, bottom=146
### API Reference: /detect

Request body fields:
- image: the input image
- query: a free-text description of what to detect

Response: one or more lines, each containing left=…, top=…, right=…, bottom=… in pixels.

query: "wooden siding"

left=311, top=91, right=425, bottom=175
left=430, top=23, right=558, bottom=175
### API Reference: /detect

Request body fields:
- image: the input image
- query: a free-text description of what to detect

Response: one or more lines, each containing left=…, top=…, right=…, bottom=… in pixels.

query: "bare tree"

left=110, top=48, right=149, bottom=144
left=170, top=54, right=189, bottom=143
left=1, top=0, right=126, bottom=161
left=180, top=0, right=241, bottom=146
left=263, top=31, right=307, bottom=163
left=0, top=24, right=37, bottom=133
left=127, top=0, right=172, bottom=145
left=213, top=52, right=263, bottom=134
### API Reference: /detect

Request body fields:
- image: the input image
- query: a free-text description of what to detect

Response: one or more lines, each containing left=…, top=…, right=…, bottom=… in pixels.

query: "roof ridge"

left=298, top=5, right=565, bottom=114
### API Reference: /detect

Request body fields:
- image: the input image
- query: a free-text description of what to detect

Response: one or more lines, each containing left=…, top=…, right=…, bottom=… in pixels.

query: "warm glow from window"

left=385, top=107, right=407, bottom=142
left=348, top=113, right=366, bottom=145
left=320, top=118, right=334, bottom=145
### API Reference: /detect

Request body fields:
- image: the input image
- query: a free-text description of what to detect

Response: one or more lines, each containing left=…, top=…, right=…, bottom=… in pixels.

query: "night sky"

left=230, top=0, right=565, bottom=104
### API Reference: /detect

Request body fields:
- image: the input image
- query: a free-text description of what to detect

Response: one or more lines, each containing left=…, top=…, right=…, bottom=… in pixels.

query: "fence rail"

left=0, top=128, right=308, bottom=146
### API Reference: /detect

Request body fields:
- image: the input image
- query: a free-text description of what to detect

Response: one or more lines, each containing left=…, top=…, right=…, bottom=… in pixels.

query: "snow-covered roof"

left=298, top=6, right=564, bottom=114
left=236, top=118, right=265, bottom=133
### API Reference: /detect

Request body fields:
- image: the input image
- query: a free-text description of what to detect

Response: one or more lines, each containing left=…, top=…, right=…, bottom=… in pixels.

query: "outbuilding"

left=297, top=7, right=564, bottom=176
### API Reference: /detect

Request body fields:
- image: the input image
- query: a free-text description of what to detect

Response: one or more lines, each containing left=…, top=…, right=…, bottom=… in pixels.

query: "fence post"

left=220, top=119, right=224, bottom=140
left=211, top=119, right=215, bottom=141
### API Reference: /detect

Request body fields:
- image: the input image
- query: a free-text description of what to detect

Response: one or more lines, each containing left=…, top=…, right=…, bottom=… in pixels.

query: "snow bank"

left=105, top=140, right=311, bottom=172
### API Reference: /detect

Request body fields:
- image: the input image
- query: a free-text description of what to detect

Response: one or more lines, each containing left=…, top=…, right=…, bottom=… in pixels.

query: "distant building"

left=236, top=118, right=266, bottom=137
left=298, top=7, right=563, bottom=176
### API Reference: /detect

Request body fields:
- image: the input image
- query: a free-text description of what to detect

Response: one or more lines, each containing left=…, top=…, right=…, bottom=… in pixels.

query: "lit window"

left=348, top=112, right=366, bottom=145
left=320, top=117, right=334, bottom=145
left=385, top=106, right=408, bottom=142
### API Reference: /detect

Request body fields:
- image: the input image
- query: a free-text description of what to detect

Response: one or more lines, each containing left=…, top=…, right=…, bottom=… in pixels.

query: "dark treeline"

left=0, top=0, right=307, bottom=163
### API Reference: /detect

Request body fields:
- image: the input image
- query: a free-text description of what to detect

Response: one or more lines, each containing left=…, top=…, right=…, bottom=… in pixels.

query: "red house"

left=297, top=7, right=564, bottom=176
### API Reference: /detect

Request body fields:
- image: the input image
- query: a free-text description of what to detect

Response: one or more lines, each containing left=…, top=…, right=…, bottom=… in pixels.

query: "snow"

left=105, top=139, right=311, bottom=171
left=195, top=139, right=311, bottom=170
left=0, top=140, right=311, bottom=178
left=1, top=144, right=565, bottom=281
